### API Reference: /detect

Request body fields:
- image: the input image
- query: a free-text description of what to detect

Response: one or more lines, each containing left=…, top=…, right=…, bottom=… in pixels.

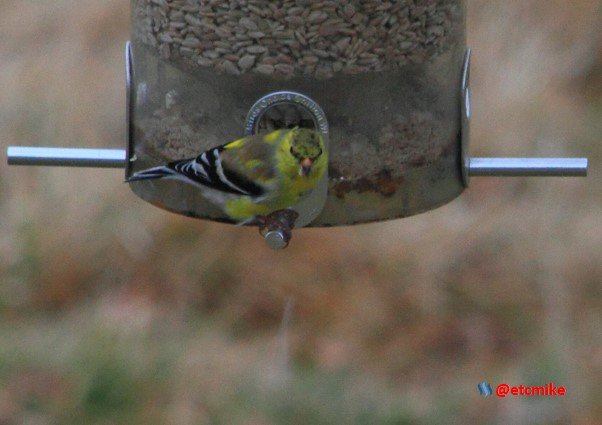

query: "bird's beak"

left=300, top=158, right=313, bottom=176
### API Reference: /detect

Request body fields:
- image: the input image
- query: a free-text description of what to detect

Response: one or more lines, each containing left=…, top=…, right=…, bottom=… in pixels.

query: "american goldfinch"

left=127, top=127, right=328, bottom=223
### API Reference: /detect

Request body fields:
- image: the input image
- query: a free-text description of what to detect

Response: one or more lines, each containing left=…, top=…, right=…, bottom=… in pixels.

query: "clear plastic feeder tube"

left=129, top=0, right=466, bottom=226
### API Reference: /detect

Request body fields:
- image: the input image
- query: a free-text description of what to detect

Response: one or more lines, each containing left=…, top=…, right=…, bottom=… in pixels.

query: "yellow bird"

left=127, top=127, right=328, bottom=223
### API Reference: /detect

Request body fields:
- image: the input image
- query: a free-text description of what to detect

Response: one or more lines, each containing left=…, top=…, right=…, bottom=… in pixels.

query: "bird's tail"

left=126, top=166, right=177, bottom=183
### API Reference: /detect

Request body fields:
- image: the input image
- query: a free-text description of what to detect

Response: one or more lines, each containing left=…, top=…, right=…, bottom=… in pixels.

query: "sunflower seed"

left=136, top=0, right=461, bottom=79
left=237, top=54, right=256, bottom=70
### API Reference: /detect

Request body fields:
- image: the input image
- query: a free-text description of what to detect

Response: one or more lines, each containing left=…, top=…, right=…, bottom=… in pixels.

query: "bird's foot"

left=255, top=209, right=299, bottom=249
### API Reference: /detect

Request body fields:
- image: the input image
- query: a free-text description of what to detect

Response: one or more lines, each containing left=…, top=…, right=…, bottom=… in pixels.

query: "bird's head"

left=289, top=128, right=325, bottom=177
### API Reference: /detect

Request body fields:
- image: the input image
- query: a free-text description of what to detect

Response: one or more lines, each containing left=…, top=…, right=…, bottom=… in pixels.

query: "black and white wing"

left=127, top=145, right=266, bottom=198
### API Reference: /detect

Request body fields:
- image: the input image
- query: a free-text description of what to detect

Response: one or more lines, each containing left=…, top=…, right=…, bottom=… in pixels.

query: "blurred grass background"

left=0, top=0, right=600, bottom=424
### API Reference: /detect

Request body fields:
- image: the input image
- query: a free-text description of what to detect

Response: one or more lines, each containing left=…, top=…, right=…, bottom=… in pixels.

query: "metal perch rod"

left=6, top=147, right=588, bottom=177
left=468, top=157, right=588, bottom=177
left=6, top=147, right=127, bottom=168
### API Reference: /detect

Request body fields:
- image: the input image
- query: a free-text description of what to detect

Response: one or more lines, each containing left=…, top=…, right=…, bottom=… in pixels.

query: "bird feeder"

left=7, top=0, right=588, bottom=249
